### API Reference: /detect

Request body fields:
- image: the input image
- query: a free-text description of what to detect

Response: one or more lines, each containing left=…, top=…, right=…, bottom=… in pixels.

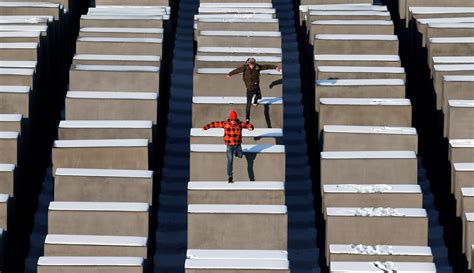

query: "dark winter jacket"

left=228, top=63, right=278, bottom=90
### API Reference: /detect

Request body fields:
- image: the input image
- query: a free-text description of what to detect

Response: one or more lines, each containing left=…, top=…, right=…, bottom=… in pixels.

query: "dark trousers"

left=246, top=87, right=261, bottom=120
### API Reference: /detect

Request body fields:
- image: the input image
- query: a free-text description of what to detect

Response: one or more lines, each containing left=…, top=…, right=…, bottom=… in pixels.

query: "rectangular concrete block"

left=52, top=139, right=149, bottom=174
left=462, top=188, right=474, bottom=221
left=197, top=31, right=281, bottom=48
left=450, top=139, right=474, bottom=165
left=188, top=204, right=287, bottom=250
left=65, top=91, right=158, bottom=124
left=195, top=55, right=281, bottom=69
left=299, top=4, right=387, bottom=27
left=69, top=64, right=160, bottom=92
left=453, top=163, right=474, bottom=203
left=58, top=120, right=153, bottom=143
left=80, top=15, right=163, bottom=28
left=320, top=151, right=418, bottom=192
left=428, top=37, right=474, bottom=68
left=37, top=256, right=144, bottom=273
left=0, top=114, right=22, bottom=133
left=322, top=125, right=418, bottom=153
left=426, top=23, right=474, bottom=48
left=0, top=2, right=61, bottom=19
left=79, top=27, right=163, bottom=39
left=54, top=168, right=153, bottom=204
left=196, top=18, right=279, bottom=34
left=44, top=234, right=148, bottom=257
left=197, top=46, right=281, bottom=57
left=400, top=0, right=474, bottom=20
left=0, top=195, right=8, bottom=230
left=0, top=68, right=34, bottom=87
left=87, top=7, right=169, bottom=17
left=48, top=201, right=149, bottom=236
left=75, top=37, right=162, bottom=56
left=447, top=100, right=474, bottom=139
left=0, top=43, right=38, bottom=61
left=193, top=68, right=282, bottom=97
left=308, top=10, right=391, bottom=22
left=465, top=213, right=474, bottom=269
left=329, top=244, right=433, bottom=265
left=310, top=20, right=394, bottom=44
left=325, top=207, right=428, bottom=257
left=198, top=7, right=276, bottom=17
left=0, top=85, right=30, bottom=117
left=323, top=184, right=423, bottom=218
left=192, top=97, right=283, bottom=128
left=0, top=164, right=15, bottom=197
left=442, top=75, right=474, bottom=112
left=316, top=66, right=406, bottom=81
left=318, top=98, right=412, bottom=136
left=190, top=128, right=283, bottom=145
left=195, top=14, right=274, bottom=23
left=190, top=144, right=285, bottom=181
left=95, top=0, right=169, bottom=5
left=73, top=54, right=161, bottom=67
left=0, top=31, right=41, bottom=43
left=314, top=34, right=398, bottom=55
left=330, top=261, right=436, bottom=273
left=0, top=132, right=19, bottom=165
left=314, top=54, right=401, bottom=68
left=188, top=181, right=285, bottom=205
left=433, top=65, right=474, bottom=110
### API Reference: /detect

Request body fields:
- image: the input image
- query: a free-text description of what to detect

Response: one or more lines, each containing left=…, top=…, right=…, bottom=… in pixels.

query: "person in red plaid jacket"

left=202, top=111, right=254, bottom=183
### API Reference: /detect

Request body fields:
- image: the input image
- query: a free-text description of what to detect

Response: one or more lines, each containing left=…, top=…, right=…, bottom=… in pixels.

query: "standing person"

left=202, top=111, right=254, bottom=183
left=226, top=58, right=281, bottom=123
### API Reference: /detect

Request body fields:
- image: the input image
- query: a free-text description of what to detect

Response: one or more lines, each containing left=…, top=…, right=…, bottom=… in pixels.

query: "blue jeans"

left=227, top=145, right=243, bottom=177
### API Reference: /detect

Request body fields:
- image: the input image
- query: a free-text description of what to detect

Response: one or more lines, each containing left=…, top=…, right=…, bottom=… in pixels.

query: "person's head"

left=229, top=111, right=238, bottom=124
left=246, top=58, right=256, bottom=69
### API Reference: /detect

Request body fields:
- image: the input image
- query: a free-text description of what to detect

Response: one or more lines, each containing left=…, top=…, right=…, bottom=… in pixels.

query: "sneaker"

left=246, top=119, right=250, bottom=124
left=235, top=153, right=239, bottom=157
left=252, top=94, right=258, bottom=106
left=228, top=177, right=233, bottom=183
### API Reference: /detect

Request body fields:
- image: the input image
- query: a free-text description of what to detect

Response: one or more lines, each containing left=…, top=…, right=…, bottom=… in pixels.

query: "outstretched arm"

left=241, top=122, right=255, bottom=131
left=259, top=64, right=280, bottom=71
left=202, top=121, right=226, bottom=130
left=227, top=65, right=245, bottom=77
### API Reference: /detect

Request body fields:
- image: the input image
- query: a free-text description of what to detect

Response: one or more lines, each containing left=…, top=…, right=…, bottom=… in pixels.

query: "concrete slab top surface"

left=313, top=19, right=393, bottom=25
left=320, top=98, right=411, bottom=106
left=326, top=207, right=427, bottom=217
left=73, top=64, right=160, bottom=72
left=191, top=128, right=283, bottom=137
left=454, top=163, right=474, bottom=171
left=195, top=14, right=273, bottom=20
left=418, top=17, right=474, bottom=25
left=444, top=75, right=474, bottom=82
left=0, top=194, right=8, bottom=203
left=0, top=67, right=34, bottom=76
left=0, top=85, right=30, bottom=93
left=323, top=125, right=416, bottom=135
left=0, top=164, right=15, bottom=172
left=53, top=138, right=149, bottom=148
left=196, top=67, right=281, bottom=75
left=316, top=79, right=404, bottom=86
left=185, top=259, right=289, bottom=270
left=315, top=34, right=397, bottom=41
left=198, top=8, right=275, bottom=14
left=0, top=25, right=48, bottom=31
left=81, top=15, right=164, bottom=20
left=200, top=3, right=273, bottom=8
left=435, top=56, right=474, bottom=64
left=330, top=261, right=436, bottom=272
left=0, top=31, right=41, bottom=38
left=0, top=131, right=18, bottom=139
left=323, top=184, right=421, bottom=193
left=48, top=201, right=149, bottom=212
left=45, top=234, right=147, bottom=246
left=93, top=5, right=170, bottom=10
left=55, top=168, right=153, bottom=178
left=78, top=36, right=162, bottom=43
left=0, top=114, right=22, bottom=122
left=67, top=91, right=158, bottom=100
left=321, top=150, right=417, bottom=159
left=329, top=244, right=432, bottom=256
left=199, top=30, right=281, bottom=37
left=410, top=6, right=474, bottom=14
left=192, top=96, right=282, bottom=105
left=0, top=61, right=37, bottom=68
left=428, top=23, right=474, bottom=28
left=309, top=11, right=390, bottom=16
left=315, top=54, right=400, bottom=61
left=80, top=27, right=164, bottom=34
left=301, top=4, right=387, bottom=12
left=197, top=18, right=278, bottom=23
left=38, top=256, right=144, bottom=266
left=186, top=249, right=288, bottom=260
left=74, top=54, right=161, bottom=62
left=0, top=2, right=60, bottom=8
left=448, top=100, right=474, bottom=108
left=188, top=181, right=284, bottom=191
left=317, top=66, right=405, bottom=73
left=198, top=46, right=281, bottom=54
left=467, top=213, right=474, bottom=221
left=462, top=187, right=474, bottom=196
left=434, top=64, right=474, bottom=72
left=59, top=120, right=152, bottom=129
left=196, top=55, right=281, bottom=62
left=429, top=37, right=474, bottom=43
left=188, top=204, right=287, bottom=214
left=449, top=139, right=474, bottom=147
left=0, top=42, right=37, bottom=49
left=0, top=16, right=53, bottom=23
left=190, top=144, right=285, bottom=153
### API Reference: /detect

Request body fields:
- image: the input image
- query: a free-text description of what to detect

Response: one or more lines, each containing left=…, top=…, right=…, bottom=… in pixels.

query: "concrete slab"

left=450, top=139, right=474, bottom=192
left=185, top=259, right=289, bottom=273
left=0, top=131, right=18, bottom=165
left=196, top=18, right=279, bottom=35
left=190, top=128, right=283, bottom=145
left=197, top=30, right=281, bottom=48
left=461, top=188, right=474, bottom=220
left=95, top=0, right=169, bottom=6
left=0, top=114, right=22, bottom=133
left=308, top=11, right=391, bottom=23
left=330, top=261, right=436, bottom=273
left=310, top=20, right=394, bottom=44
left=48, top=201, right=149, bottom=236
left=426, top=23, right=474, bottom=48
left=188, top=204, right=287, bottom=250
left=433, top=64, right=474, bottom=110
left=428, top=37, right=474, bottom=69
left=44, top=234, right=147, bottom=257
left=75, top=37, right=162, bottom=56
left=80, top=15, right=163, bottom=28
left=314, top=34, right=398, bottom=55
left=416, top=18, right=474, bottom=48
left=0, top=2, right=61, bottom=20
left=69, top=64, right=160, bottom=92
left=188, top=181, right=285, bottom=205
left=192, top=97, right=283, bottom=128
left=0, top=42, right=38, bottom=61
left=320, top=151, right=418, bottom=192
left=0, top=164, right=14, bottom=196
left=0, top=194, right=8, bottom=230
left=0, top=31, right=41, bottom=43
left=190, top=144, right=285, bottom=181
left=322, top=125, right=418, bottom=153
left=197, top=47, right=281, bottom=57
left=54, top=168, right=153, bottom=204
left=52, top=139, right=149, bottom=174
left=0, top=68, right=34, bottom=87
left=195, top=55, right=281, bottom=69
left=314, top=54, right=401, bottom=68
left=65, top=91, right=158, bottom=124
left=442, top=75, right=474, bottom=113
left=400, top=0, right=474, bottom=20
left=316, top=66, right=406, bottom=81
left=453, top=163, right=474, bottom=204
left=37, top=256, right=144, bottom=273
left=79, top=27, right=163, bottom=39
left=447, top=100, right=474, bottom=139
left=73, top=54, right=161, bottom=66
left=465, top=213, right=474, bottom=269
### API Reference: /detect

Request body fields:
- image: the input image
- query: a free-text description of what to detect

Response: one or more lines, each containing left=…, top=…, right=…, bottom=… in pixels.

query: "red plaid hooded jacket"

left=203, top=119, right=254, bottom=146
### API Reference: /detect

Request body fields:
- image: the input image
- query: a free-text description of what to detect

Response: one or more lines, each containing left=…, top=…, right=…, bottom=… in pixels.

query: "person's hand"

left=226, top=75, right=231, bottom=79
left=249, top=127, right=254, bottom=131
left=276, top=66, right=281, bottom=72
left=202, top=126, right=208, bottom=130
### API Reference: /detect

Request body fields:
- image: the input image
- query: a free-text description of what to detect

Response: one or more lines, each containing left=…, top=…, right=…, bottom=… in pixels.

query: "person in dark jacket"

left=202, top=111, right=254, bottom=183
left=226, top=58, right=281, bottom=123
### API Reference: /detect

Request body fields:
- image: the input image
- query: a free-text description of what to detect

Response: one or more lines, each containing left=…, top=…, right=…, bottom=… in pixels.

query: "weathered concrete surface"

left=0, top=91, right=30, bottom=117
left=447, top=102, right=474, bottom=139
left=0, top=165, right=14, bottom=196
left=75, top=38, right=162, bottom=56
left=313, top=36, right=398, bottom=55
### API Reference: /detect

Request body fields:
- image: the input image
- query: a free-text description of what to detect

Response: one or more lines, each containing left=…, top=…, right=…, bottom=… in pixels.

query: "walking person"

left=202, top=111, right=254, bottom=183
left=226, top=58, right=281, bottom=123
